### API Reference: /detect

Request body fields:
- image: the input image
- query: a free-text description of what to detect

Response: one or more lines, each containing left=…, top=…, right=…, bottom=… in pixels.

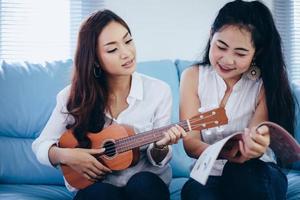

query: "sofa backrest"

left=0, top=60, right=72, bottom=138
left=0, top=60, right=73, bottom=184
left=292, top=82, right=300, bottom=170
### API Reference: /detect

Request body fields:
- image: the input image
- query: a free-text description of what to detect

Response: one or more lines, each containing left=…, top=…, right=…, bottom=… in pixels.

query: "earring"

left=246, top=62, right=261, bottom=81
left=93, top=62, right=102, bottom=78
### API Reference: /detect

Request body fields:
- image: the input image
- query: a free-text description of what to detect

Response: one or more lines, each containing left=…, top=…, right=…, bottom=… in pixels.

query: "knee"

left=221, top=160, right=287, bottom=200
left=181, top=178, right=221, bottom=200
left=181, top=179, right=199, bottom=200
left=74, top=182, right=123, bottom=200
left=127, top=171, right=162, bottom=188
left=126, top=172, right=169, bottom=200
left=222, top=159, right=268, bottom=180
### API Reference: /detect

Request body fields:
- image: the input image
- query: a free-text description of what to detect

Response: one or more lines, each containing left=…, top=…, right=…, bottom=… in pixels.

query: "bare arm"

left=180, top=66, right=209, bottom=159
left=242, top=86, right=270, bottom=157
left=229, top=86, right=271, bottom=163
left=248, top=86, right=268, bottom=128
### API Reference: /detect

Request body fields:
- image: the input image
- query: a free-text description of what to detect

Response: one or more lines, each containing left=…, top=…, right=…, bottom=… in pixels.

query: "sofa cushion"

left=174, top=59, right=195, bottom=80
left=137, top=60, right=179, bottom=123
left=291, top=82, right=300, bottom=170
left=0, top=60, right=72, bottom=138
left=0, top=184, right=73, bottom=200
left=287, top=170, right=300, bottom=200
left=0, top=136, right=64, bottom=185
left=170, top=177, right=188, bottom=200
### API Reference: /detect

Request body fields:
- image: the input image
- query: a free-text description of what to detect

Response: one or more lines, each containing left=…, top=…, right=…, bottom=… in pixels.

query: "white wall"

left=105, top=0, right=273, bottom=61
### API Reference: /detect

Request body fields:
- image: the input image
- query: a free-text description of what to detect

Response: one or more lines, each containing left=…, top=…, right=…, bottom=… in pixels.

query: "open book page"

left=190, top=121, right=300, bottom=185
left=190, top=132, right=242, bottom=185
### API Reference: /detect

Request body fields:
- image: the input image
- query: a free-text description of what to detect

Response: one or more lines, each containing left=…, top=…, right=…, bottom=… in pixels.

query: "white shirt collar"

left=105, top=72, right=144, bottom=121
left=128, top=72, right=143, bottom=101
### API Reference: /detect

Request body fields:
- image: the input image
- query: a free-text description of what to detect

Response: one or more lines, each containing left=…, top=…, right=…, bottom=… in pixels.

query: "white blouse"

left=197, top=66, right=275, bottom=176
left=32, top=72, right=173, bottom=191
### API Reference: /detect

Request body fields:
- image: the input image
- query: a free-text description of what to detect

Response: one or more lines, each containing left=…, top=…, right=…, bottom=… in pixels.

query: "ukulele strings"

left=115, top=126, right=170, bottom=151
left=100, top=116, right=222, bottom=156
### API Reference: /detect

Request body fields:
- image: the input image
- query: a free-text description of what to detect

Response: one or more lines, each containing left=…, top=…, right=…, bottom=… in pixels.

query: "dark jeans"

left=181, top=159, right=287, bottom=200
left=74, top=171, right=170, bottom=200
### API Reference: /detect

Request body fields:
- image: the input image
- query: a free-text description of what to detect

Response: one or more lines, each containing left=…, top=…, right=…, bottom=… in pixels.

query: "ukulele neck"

left=115, top=107, right=228, bottom=153
left=116, top=121, right=190, bottom=153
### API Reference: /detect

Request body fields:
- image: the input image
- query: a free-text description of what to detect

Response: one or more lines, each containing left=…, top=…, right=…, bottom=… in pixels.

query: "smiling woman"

left=179, top=1, right=295, bottom=200
left=209, top=25, right=255, bottom=86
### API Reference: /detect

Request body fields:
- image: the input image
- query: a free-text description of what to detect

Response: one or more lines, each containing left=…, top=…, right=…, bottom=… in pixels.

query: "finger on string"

left=176, top=124, right=187, bottom=137
left=168, top=131, right=177, bottom=144
left=171, top=126, right=181, bottom=138
left=155, top=134, right=168, bottom=147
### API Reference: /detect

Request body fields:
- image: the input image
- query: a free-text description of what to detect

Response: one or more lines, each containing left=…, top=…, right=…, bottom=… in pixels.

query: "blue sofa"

left=0, top=59, right=299, bottom=200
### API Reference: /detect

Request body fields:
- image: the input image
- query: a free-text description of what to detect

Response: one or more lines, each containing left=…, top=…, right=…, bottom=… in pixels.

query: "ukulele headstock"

left=188, top=107, right=228, bottom=131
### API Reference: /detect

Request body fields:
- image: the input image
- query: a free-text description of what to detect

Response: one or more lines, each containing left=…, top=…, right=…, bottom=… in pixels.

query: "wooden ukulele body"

left=59, top=124, right=140, bottom=189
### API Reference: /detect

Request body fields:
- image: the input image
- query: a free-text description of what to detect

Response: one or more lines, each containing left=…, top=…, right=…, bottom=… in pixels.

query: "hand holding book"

left=222, top=125, right=271, bottom=163
left=190, top=121, right=300, bottom=185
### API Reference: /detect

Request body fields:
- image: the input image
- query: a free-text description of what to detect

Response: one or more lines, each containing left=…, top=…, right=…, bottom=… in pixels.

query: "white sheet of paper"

left=190, top=132, right=241, bottom=185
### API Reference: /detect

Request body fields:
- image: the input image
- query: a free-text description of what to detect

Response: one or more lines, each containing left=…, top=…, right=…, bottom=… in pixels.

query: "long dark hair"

left=66, top=10, right=131, bottom=148
left=199, top=0, right=296, bottom=136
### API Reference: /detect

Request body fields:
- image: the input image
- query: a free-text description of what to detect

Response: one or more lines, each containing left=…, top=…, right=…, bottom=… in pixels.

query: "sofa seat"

left=0, top=184, right=72, bottom=200
left=287, top=170, right=300, bottom=200
left=170, top=177, right=188, bottom=200
left=0, top=181, right=187, bottom=200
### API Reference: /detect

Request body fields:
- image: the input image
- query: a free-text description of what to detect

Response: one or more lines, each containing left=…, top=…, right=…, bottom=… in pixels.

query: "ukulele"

left=58, top=107, right=228, bottom=189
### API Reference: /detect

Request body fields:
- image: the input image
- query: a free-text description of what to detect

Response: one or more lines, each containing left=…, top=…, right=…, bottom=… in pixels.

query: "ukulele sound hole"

left=103, top=141, right=116, bottom=157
